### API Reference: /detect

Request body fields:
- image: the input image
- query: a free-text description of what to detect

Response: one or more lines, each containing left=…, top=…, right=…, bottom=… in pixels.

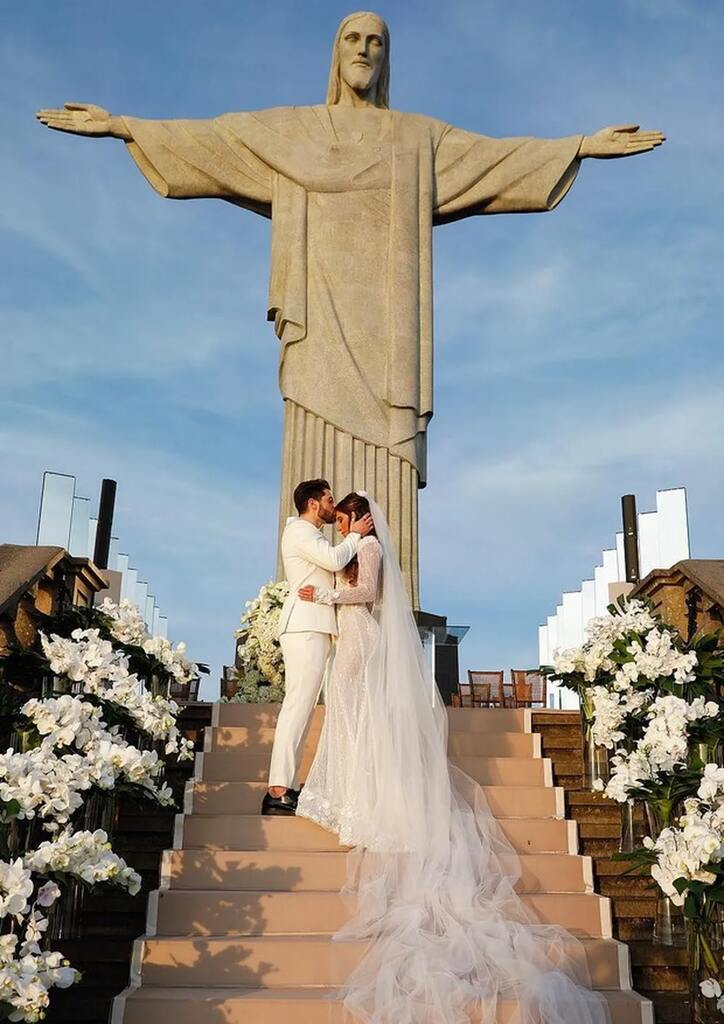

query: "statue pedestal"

left=414, top=610, right=469, bottom=706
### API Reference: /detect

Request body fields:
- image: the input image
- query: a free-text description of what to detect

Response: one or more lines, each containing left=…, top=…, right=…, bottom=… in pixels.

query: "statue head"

left=326, top=11, right=390, bottom=109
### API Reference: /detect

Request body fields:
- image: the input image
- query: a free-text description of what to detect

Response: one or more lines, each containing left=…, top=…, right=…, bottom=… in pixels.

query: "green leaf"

left=0, top=799, right=21, bottom=823
left=684, top=892, right=699, bottom=919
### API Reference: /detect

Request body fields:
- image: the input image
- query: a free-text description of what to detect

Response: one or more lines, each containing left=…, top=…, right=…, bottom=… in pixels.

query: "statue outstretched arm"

left=433, top=120, right=665, bottom=223
left=36, top=103, right=132, bottom=141
left=37, top=103, right=273, bottom=211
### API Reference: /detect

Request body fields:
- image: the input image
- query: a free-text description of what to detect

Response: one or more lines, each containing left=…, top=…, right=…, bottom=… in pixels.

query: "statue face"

left=338, top=14, right=386, bottom=97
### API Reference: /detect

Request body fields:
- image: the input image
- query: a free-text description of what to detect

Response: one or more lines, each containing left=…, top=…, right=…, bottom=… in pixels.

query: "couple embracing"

left=263, top=478, right=378, bottom=832
left=258, top=478, right=610, bottom=1024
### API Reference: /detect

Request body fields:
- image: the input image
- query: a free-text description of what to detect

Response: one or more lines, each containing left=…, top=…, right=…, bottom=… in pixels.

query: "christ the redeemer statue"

left=38, top=11, right=664, bottom=607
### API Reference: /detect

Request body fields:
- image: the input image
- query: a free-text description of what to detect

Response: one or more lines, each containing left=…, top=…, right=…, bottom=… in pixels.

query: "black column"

left=93, top=479, right=117, bottom=569
left=621, top=493, right=640, bottom=584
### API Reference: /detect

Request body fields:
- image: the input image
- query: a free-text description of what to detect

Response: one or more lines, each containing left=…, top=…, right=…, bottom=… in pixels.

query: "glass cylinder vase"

left=653, top=893, right=687, bottom=947
left=619, top=799, right=637, bottom=854
left=688, top=904, right=724, bottom=1024
left=645, top=798, right=687, bottom=947
left=581, top=714, right=610, bottom=791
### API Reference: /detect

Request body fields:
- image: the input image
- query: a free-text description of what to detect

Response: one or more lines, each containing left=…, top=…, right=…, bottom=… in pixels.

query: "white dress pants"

left=268, top=631, right=331, bottom=789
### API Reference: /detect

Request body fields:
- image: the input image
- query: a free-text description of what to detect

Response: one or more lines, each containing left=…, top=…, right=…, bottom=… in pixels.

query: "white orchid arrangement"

left=25, top=829, right=141, bottom=896
left=230, top=581, right=289, bottom=703
left=96, top=598, right=206, bottom=694
left=97, top=598, right=146, bottom=646
left=545, top=596, right=724, bottom=1009
left=39, top=630, right=193, bottom=761
left=0, top=597, right=199, bottom=1021
left=0, top=934, right=79, bottom=1022
left=600, top=694, right=719, bottom=806
left=547, top=599, right=724, bottom=808
left=0, top=860, right=79, bottom=1021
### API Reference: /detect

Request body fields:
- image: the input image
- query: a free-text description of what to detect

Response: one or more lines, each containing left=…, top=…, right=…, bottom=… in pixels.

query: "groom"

left=262, top=478, right=373, bottom=815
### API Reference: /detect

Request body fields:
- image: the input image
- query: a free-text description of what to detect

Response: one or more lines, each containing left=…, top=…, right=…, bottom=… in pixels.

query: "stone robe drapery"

left=123, top=106, right=582, bottom=605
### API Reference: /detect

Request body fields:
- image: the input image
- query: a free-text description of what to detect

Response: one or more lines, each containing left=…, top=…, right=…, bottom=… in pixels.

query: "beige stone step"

left=135, top=934, right=628, bottom=989
left=195, top=751, right=552, bottom=786
left=152, top=889, right=611, bottom=938
left=206, top=726, right=540, bottom=759
left=448, top=731, right=540, bottom=757
left=446, top=707, right=532, bottom=734
left=115, top=985, right=653, bottom=1024
left=206, top=725, right=321, bottom=754
left=178, top=814, right=577, bottom=854
left=161, top=849, right=593, bottom=894
left=187, top=781, right=564, bottom=818
left=214, top=703, right=531, bottom=734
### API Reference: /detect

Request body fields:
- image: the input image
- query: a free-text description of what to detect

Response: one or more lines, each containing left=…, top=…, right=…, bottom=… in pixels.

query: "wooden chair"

left=170, top=677, right=200, bottom=705
left=511, top=669, right=547, bottom=708
left=456, top=681, right=485, bottom=707
left=464, top=670, right=505, bottom=708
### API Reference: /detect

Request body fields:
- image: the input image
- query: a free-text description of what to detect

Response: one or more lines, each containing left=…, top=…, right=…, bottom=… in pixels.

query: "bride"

left=296, top=491, right=610, bottom=1024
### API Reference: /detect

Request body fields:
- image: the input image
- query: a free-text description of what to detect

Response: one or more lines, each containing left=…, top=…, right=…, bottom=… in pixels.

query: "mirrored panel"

left=36, top=473, right=75, bottom=548
left=69, top=496, right=91, bottom=557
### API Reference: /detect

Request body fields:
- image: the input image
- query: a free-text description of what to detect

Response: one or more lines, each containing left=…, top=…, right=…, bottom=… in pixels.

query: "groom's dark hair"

left=294, top=478, right=331, bottom=514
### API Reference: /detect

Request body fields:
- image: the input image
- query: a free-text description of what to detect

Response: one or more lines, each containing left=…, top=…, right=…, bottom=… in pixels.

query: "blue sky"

left=2, top=1, right=723, bottom=699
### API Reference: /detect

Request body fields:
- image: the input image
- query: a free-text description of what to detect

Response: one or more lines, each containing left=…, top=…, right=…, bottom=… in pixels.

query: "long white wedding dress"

left=296, top=497, right=610, bottom=1024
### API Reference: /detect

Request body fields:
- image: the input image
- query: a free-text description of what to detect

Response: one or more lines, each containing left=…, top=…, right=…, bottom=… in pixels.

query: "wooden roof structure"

left=632, top=559, right=724, bottom=609
left=0, top=544, right=67, bottom=616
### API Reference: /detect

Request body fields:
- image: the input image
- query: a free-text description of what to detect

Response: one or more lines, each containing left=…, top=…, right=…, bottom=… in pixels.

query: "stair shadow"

left=147, top=860, right=316, bottom=992
left=125, top=707, right=334, bottom=1017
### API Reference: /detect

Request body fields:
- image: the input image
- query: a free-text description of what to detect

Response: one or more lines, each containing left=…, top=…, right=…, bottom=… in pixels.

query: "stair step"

left=626, top=942, right=688, bottom=968
left=136, top=934, right=629, bottom=989
left=453, top=734, right=541, bottom=758
left=115, top=985, right=652, bottom=1024
left=535, top=725, right=582, bottom=748
left=188, top=781, right=564, bottom=818
left=532, top=712, right=580, bottom=726
left=640, top=990, right=688, bottom=1024
left=579, top=821, right=622, bottom=839
left=207, top=726, right=539, bottom=758
left=162, top=849, right=593, bottom=894
left=107, top=705, right=656, bottom=1024
left=215, top=703, right=531, bottom=733
left=152, top=889, right=612, bottom=938
left=196, top=752, right=552, bottom=786
left=178, top=814, right=578, bottom=854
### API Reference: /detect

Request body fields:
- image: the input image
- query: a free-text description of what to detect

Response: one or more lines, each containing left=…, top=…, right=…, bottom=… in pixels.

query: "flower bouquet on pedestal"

left=229, top=581, right=290, bottom=703
left=544, top=598, right=665, bottom=790
left=627, top=766, right=724, bottom=1018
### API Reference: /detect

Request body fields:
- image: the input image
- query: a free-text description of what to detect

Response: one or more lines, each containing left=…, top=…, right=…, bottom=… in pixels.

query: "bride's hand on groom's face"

left=298, top=585, right=316, bottom=602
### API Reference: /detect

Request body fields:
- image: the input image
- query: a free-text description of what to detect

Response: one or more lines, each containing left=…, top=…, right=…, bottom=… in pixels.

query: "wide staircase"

left=111, top=703, right=654, bottom=1023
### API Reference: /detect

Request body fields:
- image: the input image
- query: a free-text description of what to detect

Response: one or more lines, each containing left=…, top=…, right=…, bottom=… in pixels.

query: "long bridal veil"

left=333, top=494, right=610, bottom=1024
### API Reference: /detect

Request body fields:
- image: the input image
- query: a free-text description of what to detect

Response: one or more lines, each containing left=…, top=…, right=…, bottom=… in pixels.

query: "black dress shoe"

left=261, top=790, right=298, bottom=815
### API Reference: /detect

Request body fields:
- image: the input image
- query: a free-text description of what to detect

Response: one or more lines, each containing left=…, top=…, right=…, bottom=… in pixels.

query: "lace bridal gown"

left=296, top=499, right=609, bottom=1024
left=297, top=534, right=382, bottom=845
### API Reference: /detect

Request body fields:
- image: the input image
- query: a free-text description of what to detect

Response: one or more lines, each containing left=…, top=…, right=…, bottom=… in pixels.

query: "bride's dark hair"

left=335, top=491, right=376, bottom=581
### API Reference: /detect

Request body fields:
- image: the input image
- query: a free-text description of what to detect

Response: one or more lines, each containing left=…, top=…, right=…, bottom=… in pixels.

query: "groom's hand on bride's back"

left=350, top=512, right=374, bottom=536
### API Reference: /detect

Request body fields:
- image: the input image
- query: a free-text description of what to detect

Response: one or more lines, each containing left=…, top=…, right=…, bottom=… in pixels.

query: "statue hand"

left=36, top=102, right=120, bottom=138
left=580, top=125, right=666, bottom=159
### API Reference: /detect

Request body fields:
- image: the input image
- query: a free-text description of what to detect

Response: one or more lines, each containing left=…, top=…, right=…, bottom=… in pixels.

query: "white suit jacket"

left=277, top=517, right=360, bottom=637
